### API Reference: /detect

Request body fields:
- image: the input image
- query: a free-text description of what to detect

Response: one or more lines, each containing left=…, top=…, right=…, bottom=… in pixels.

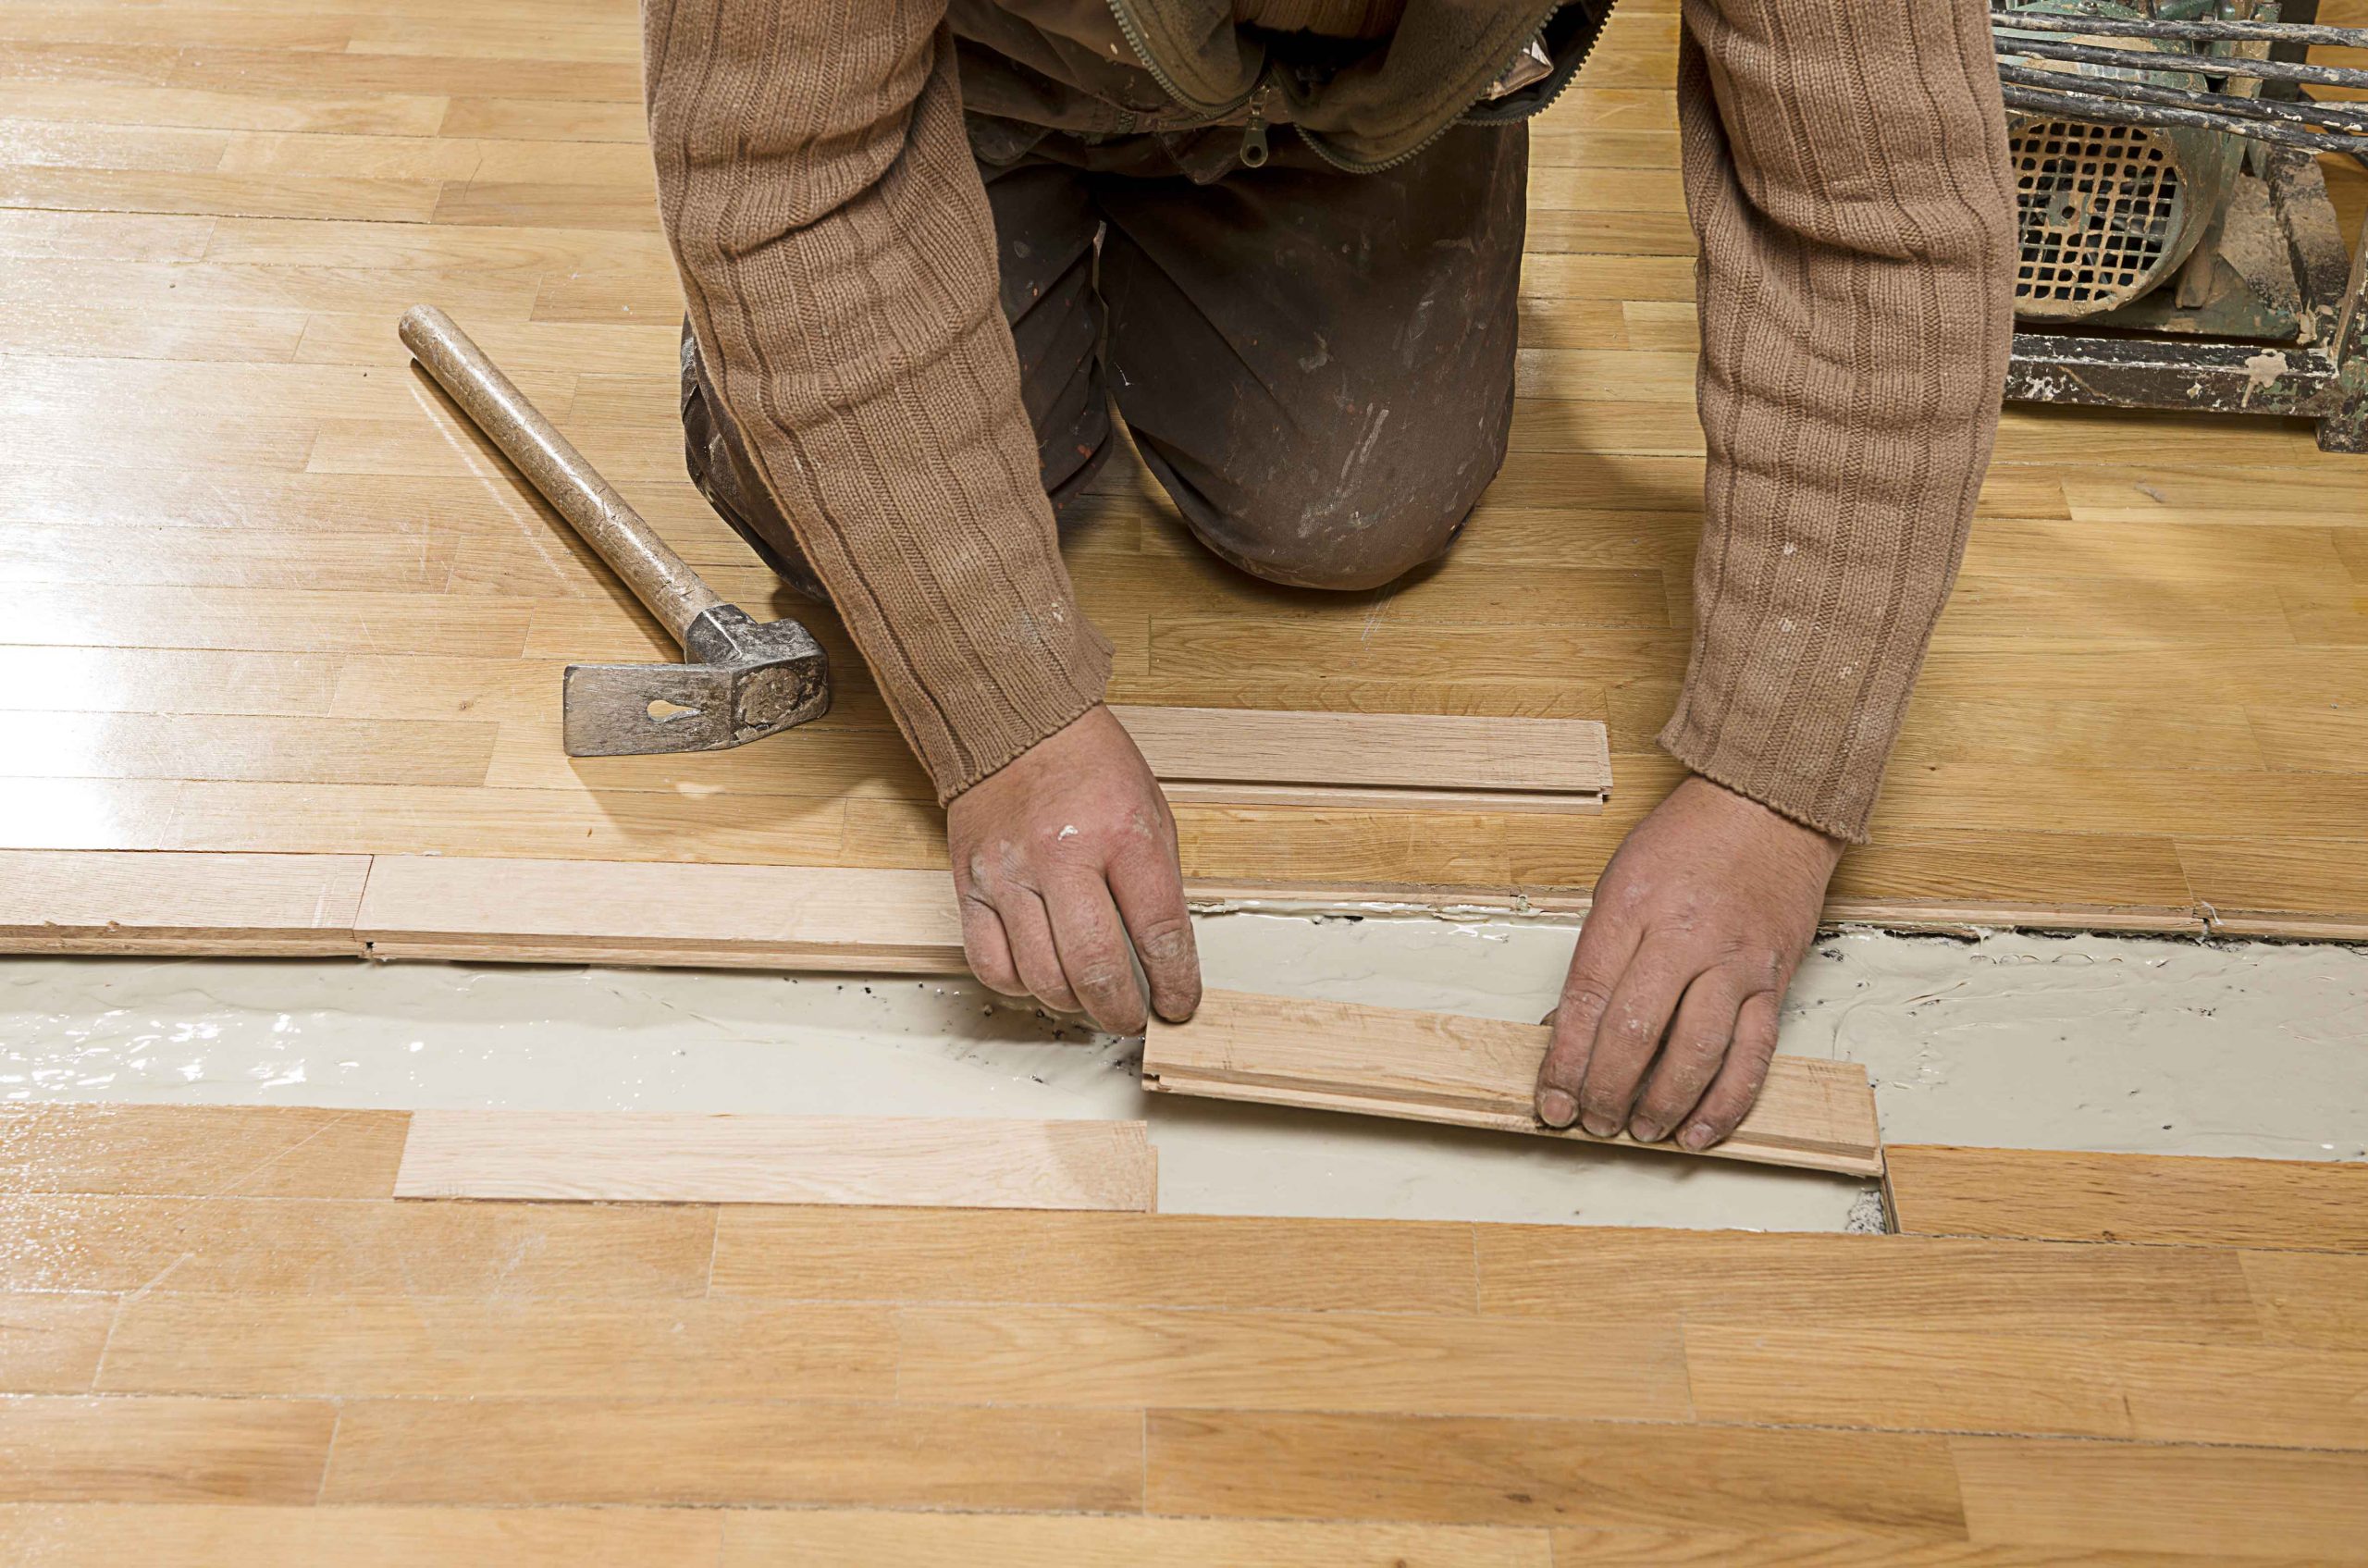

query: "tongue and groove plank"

left=352, top=854, right=968, bottom=971
left=0, top=848, right=370, bottom=956
left=392, top=1111, right=1159, bottom=1213
left=1144, top=990, right=1882, bottom=1177
left=1885, top=1144, right=2368, bottom=1253
left=1110, top=705, right=1610, bottom=813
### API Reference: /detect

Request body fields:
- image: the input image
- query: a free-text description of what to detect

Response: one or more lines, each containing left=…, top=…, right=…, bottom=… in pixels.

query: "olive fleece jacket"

left=641, top=0, right=2015, bottom=841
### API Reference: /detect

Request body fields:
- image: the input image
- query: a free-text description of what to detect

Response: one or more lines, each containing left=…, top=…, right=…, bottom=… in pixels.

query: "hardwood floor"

left=2, top=0, right=2365, bottom=932
left=1, top=1103, right=2364, bottom=1563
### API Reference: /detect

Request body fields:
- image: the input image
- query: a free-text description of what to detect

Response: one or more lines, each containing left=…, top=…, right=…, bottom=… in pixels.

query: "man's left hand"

left=1533, top=773, right=1844, bottom=1151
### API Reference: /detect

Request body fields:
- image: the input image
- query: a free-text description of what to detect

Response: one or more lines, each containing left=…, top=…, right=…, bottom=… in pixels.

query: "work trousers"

left=681, top=120, right=1526, bottom=598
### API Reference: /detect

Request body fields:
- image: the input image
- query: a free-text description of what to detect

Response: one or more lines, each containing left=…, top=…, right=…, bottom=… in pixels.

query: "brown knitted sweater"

left=642, top=0, right=2014, bottom=842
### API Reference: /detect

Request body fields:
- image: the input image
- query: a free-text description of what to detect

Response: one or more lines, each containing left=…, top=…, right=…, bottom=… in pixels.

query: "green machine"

left=1991, top=1, right=2368, bottom=451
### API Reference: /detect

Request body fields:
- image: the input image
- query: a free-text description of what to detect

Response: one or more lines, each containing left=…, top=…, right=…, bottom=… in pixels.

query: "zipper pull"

left=1240, top=87, right=1270, bottom=168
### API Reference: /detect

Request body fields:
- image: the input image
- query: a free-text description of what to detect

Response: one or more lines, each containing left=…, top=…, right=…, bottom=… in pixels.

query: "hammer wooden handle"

left=400, top=304, right=722, bottom=646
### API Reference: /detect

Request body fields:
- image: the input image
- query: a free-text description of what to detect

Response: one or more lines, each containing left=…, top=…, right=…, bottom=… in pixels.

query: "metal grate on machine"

left=2011, top=118, right=2184, bottom=315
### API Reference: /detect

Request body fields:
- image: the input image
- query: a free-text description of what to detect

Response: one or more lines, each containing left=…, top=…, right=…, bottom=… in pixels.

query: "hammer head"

left=562, top=604, right=831, bottom=757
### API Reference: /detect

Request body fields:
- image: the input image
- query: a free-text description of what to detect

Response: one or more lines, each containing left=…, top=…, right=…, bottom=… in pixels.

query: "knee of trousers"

left=1211, top=420, right=1509, bottom=592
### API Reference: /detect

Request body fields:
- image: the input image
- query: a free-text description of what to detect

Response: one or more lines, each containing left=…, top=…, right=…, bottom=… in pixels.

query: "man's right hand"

left=944, top=705, right=1202, bottom=1035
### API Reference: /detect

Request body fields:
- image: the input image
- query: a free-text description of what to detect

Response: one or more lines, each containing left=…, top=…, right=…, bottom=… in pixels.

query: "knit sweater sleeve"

left=1657, top=0, right=2017, bottom=842
left=642, top=0, right=1111, bottom=803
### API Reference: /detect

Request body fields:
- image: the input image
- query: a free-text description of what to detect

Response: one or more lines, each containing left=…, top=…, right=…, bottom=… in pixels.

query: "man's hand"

left=1535, top=773, right=1844, bottom=1151
left=945, top=705, right=1202, bottom=1035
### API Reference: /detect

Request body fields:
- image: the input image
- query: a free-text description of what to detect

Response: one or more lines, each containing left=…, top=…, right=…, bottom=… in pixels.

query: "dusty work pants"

left=680, top=121, right=1527, bottom=597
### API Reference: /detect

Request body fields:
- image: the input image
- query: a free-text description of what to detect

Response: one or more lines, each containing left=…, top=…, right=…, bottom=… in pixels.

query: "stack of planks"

left=0, top=1102, right=2362, bottom=1565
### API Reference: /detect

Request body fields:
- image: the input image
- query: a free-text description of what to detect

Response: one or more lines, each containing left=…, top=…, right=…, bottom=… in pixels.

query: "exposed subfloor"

left=4, top=912, right=2361, bottom=1233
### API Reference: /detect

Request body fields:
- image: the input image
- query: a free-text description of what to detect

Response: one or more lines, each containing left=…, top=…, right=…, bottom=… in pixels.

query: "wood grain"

left=0, top=1504, right=722, bottom=1568
left=894, top=1303, right=1687, bottom=1421
left=355, top=855, right=967, bottom=970
left=1145, top=991, right=1882, bottom=1177
left=394, top=1111, right=1157, bottom=1212
left=0, top=848, right=369, bottom=955
left=1949, top=1438, right=2368, bottom=1559
left=0, top=1193, right=715, bottom=1298
left=1112, top=705, right=1610, bottom=812
left=1146, top=1410, right=1966, bottom=1535
left=709, top=1207, right=1480, bottom=1313
left=1886, top=1145, right=2368, bottom=1253
left=318, top=1397, right=1145, bottom=1511
left=722, top=1511, right=1554, bottom=1567
left=0, top=1396, right=336, bottom=1503
left=0, top=1103, right=408, bottom=1198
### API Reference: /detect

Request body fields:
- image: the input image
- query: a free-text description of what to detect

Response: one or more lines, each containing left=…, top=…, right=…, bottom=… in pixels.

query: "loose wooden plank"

left=1146, top=1410, right=1966, bottom=1535
left=0, top=1395, right=336, bottom=1504
left=356, top=854, right=967, bottom=970
left=0, top=848, right=368, bottom=955
left=1112, top=705, right=1610, bottom=813
left=709, top=1207, right=1479, bottom=1314
left=0, top=1103, right=408, bottom=1198
left=0, top=1504, right=722, bottom=1568
left=1144, top=991, right=1882, bottom=1178
left=318, top=1397, right=1144, bottom=1511
left=1886, top=1145, right=2368, bottom=1253
left=394, top=1111, right=1157, bottom=1212
left=894, top=1303, right=1686, bottom=1422
left=722, top=1510, right=1554, bottom=1567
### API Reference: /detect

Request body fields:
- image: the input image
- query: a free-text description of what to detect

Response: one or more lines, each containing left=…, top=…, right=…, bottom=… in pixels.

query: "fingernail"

left=1537, top=1089, right=1577, bottom=1128
left=1680, top=1122, right=1716, bottom=1151
left=1583, top=1114, right=1622, bottom=1140
left=1629, top=1118, right=1663, bottom=1144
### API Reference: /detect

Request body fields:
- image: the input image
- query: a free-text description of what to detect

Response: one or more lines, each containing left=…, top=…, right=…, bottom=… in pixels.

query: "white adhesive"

left=1, top=913, right=2360, bottom=1232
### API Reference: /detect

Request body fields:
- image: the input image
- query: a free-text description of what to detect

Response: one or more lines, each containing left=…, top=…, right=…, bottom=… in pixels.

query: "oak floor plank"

left=0, top=1103, right=408, bottom=1197
left=1145, top=1409, right=1967, bottom=1535
left=0, top=1503, right=724, bottom=1568
left=1542, top=1526, right=2314, bottom=1565
left=1145, top=991, right=1882, bottom=1177
left=709, top=1208, right=1479, bottom=1315
left=1472, top=1228, right=2269, bottom=1343
left=0, top=1193, right=716, bottom=1298
left=393, top=1111, right=1157, bottom=1212
left=1685, top=1323, right=2368, bottom=1450
left=318, top=1397, right=1145, bottom=1511
left=97, top=1294, right=895, bottom=1401
left=0, top=848, right=370, bottom=956
left=0, top=1296, right=117, bottom=1395
left=894, top=1303, right=1688, bottom=1422
left=0, top=1395, right=336, bottom=1504
left=1949, top=1438, right=2368, bottom=1560
left=2241, top=1250, right=2368, bottom=1350
left=1886, top=1146, right=2368, bottom=1253
left=357, top=856, right=962, bottom=970
left=723, top=1510, right=1554, bottom=1567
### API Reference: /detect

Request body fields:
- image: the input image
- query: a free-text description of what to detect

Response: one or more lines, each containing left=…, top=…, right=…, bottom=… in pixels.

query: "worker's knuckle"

left=1132, top=912, right=1191, bottom=959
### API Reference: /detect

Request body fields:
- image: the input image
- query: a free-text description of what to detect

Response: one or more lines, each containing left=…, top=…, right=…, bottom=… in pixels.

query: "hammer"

left=399, top=305, right=829, bottom=757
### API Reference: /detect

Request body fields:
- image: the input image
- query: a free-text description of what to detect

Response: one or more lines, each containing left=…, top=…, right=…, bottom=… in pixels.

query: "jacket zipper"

left=1107, top=0, right=1601, bottom=174
left=1105, top=0, right=1263, bottom=121
left=1295, top=0, right=1609, bottom=174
